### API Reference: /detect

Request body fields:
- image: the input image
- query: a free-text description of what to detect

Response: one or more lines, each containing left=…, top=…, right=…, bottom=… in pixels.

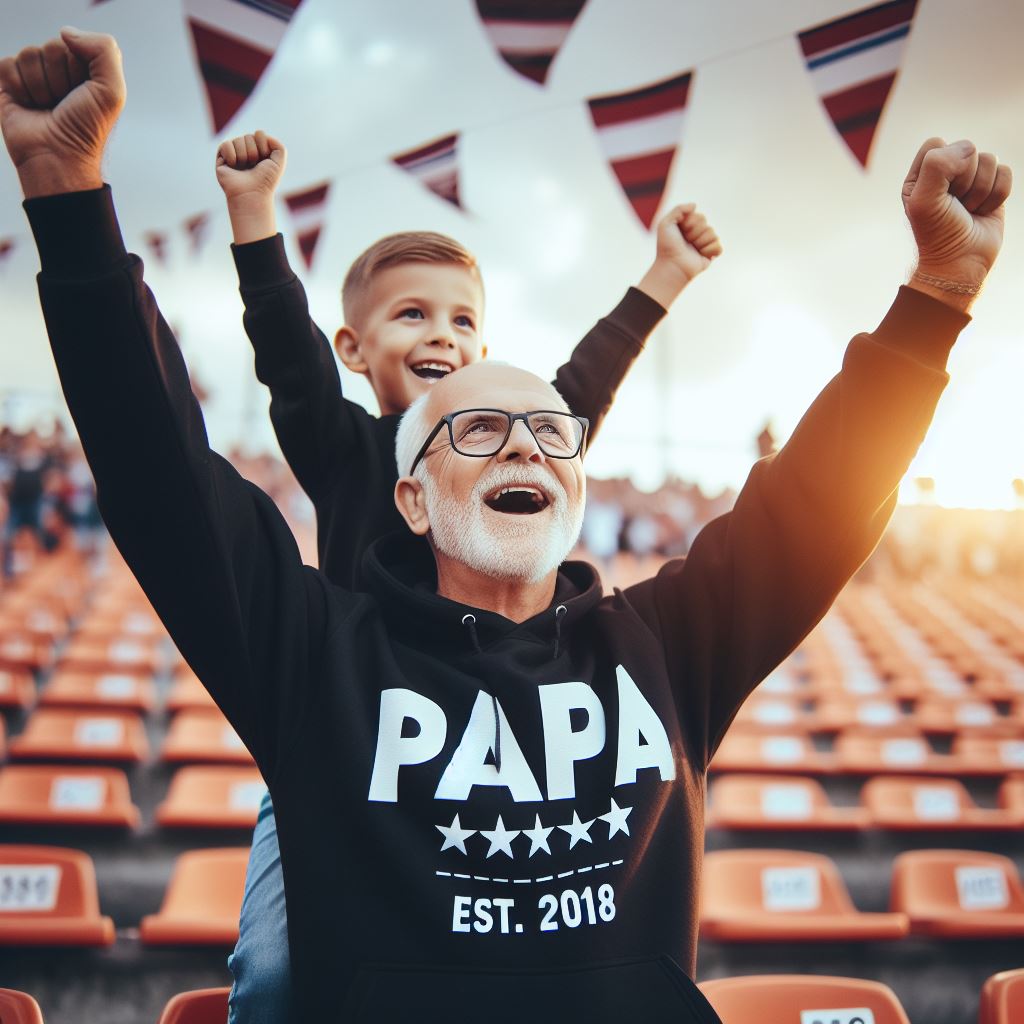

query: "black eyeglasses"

left=408, top=408, right=589, bottom=476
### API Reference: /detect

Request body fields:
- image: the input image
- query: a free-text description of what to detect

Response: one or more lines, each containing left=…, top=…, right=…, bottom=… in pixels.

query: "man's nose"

left=497, top=418, right=544, bottom=462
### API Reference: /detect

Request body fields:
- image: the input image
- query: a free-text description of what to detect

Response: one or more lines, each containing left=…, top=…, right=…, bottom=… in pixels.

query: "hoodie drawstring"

left=553, top=604, right=567, bottom=659
left=463, top=613, right=501, bottom=772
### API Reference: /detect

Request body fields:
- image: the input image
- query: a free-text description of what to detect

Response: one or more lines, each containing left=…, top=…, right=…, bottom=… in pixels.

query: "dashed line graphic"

left=437, top=859, right=622, bottom=885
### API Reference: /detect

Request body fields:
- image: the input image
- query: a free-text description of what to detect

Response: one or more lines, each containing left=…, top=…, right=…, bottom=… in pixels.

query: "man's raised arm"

left=0, top=30, right=331, bottom=777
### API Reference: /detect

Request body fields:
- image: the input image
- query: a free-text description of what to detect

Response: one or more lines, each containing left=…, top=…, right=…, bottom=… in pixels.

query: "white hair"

left=394, top=391, right=434, bottom=478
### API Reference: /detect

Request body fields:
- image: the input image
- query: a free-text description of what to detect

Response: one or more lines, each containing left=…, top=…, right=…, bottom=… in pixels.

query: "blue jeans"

left=228, top=791, right=292, bottom=1023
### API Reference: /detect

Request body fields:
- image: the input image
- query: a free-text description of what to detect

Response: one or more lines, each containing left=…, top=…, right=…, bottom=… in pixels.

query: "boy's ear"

left=335, top=326, right=368, bottom=375
left=480, top=343, right=488, bottom=360
left=395, top=476, right=430, bottom=536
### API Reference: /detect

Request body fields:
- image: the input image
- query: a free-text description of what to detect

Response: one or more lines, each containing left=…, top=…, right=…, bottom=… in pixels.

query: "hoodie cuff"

left=603, top=287, right=668, bottom=348
left=231, top=233, right=296, bottom=292
left=24, top=185, right=128, bottom=278
left=873, top=285, right=971, bottom=372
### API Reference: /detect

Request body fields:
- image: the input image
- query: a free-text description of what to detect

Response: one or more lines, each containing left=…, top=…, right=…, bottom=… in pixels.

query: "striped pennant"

left=587, top=71, right=692, bottom=230
left=0, top=239, right=14, bottom=265
left=185, top=0, right=304, bottom=133
left=143, top=231, right=169, bottom=267
left=474, top=0, right=588, bottom=85
left=283, top=181, right=330, bottom=270
left=184, top=212, right=212, bottom=256
left=798, top=0, right=918, bottom=168
left=392, top=134, right=463, bottom=210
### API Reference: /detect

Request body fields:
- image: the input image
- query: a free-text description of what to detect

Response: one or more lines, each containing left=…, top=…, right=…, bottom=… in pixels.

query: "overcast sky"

left=2, top=0, right=1021, bottom=507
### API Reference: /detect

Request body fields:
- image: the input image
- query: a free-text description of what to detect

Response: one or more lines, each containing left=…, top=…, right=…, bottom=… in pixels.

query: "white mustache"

left=473, top=462, right=565, bottom=504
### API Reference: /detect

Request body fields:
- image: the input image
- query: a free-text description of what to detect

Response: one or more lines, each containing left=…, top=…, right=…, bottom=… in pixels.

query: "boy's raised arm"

left=553, top=205, right=722, bottom=445
left=218, top=132, right=355, bottom=502
left=1, top=30, right=331, bottom=778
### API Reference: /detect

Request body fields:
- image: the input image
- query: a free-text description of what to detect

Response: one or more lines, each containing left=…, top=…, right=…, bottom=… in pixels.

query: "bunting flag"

left=798, top=0, right=918, bottom=168
left=184, top=0, right=304, bottom=133
left=143, top=231, right=168, bottom=267
left=587, top=71, right=693, bottom=230
left=283, top=181, right=330, bottom=270
left=391, top=134, right=463, bottom=210
left=184, top=212, right=212, bottom=256
left=0, top=239, right=14, bottom=265
left=474, top=0, right=588, bottom=85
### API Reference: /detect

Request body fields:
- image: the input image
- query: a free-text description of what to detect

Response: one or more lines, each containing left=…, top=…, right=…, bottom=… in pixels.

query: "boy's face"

left=337, top=261, right=485, bottom=416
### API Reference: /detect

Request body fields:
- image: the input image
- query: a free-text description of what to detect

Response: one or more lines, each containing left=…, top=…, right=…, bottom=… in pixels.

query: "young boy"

left=215, top=129, right=721, bottom=1022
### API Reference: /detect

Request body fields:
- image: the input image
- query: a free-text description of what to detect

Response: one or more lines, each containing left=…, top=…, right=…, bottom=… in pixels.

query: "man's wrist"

left=17, top=154, right=104, bottom=199
left=636, top=259, right=691, bottom=310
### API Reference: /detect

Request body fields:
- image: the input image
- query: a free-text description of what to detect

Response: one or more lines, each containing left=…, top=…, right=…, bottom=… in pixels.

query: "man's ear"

left=395, top=476, right=430, bottom=536
left=335, top=326, right=368, bottom=375
left=480, top=343, right=488, bottom=360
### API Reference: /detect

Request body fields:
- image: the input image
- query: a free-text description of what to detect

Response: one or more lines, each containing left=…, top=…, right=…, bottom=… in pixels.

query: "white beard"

left=422, top=462, right=584, bottom=583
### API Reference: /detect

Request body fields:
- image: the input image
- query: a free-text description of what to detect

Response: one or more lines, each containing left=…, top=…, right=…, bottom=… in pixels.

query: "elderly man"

left=1, top=28, right=1010, bottom=1024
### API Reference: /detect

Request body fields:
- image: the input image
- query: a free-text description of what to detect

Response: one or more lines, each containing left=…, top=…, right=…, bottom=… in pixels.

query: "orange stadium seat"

left=814, top=696, right=908, bottom=733
left=0, top=987, right=45, bottom=1024
left=0, top=765, right=139, bottom=828
left=164, top=672, right=217, bottom=714
left=914, top=698, right=1020, bottom=736
left=891, top=850, right=1024, bottom=938
left=0, top=635, right=53, bottom=674
left=0, top=608, right=67, bottom=644
left=953, top=735, right=1024, bottom=776
left=156, top=766, right=267, bottom=829
left=832, top=730, right=954, bottom=775
left=699, top=974, right=910, bottom=1024
left=73, top=606, right=164, bottom=642
left=57, top=637, right=163, bottom=676
left=708, top=731, right=831, bottom=775
left=0, top=845, right=115, bottom=946
left=980, top=968, right=1024, bottom=1024
left=999, top=777, right=1024, bottom=821
left=39, top=670, right=156, bottom=714
left=730, top=697, right=814, bottom=732
left=706, top=775, right=868, bottom=831
left=160, top=710, right=253, bottom=765
left=140, top=848, right=248, bottom=946
left=700, top=850, right=909, bottom=942
left=157, top=987, right=230, bottom=1024
left=0, top=669, right=35, bottom=710
left=862, top=776, right=1018, bottom=831
left=9, top=709, right=149, bottom=764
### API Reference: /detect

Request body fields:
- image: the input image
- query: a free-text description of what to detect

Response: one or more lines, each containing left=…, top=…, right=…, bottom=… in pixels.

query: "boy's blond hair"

left=341, top=231, right=481, bottom=326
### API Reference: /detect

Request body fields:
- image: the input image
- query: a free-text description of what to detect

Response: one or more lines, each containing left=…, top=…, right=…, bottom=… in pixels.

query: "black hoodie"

left=27, top=187, right=967, bottom=1023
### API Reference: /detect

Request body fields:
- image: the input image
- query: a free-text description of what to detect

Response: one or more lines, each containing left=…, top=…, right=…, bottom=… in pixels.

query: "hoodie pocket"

left=342, top=954, right=722, bottom=1023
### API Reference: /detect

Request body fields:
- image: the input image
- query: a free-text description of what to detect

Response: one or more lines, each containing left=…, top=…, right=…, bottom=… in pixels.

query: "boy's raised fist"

left=0, top=28, right=125, bottom=196
left=216, top=130, right=286, bottom=202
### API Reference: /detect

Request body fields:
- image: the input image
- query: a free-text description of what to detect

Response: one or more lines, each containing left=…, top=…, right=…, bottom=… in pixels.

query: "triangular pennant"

left=587, top=71, right=692, bottom=230
left=184, top=212, right=211, bottom=256
left=143, top=231, right=168, bottom=267
left=283, top=181, right=330, bottom=270
left=474, top=0, right=587, bottom=85
left=391, top=134, right=463, bottom=210
left=184, top=0, right=304, bottom=134
left=0, top=239, right=14, bottom=264
left=798, top=0, right=918, bottom=168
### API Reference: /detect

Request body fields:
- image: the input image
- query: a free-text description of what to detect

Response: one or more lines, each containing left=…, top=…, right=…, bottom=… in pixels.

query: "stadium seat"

left=155, top=766, right=266, bottom=829
left=0, top=987, right=45, bottom=1024
left=954, top=735, right=1024, bottom=776
left=39, top=671, right=155, bottom=714
left=730, top=697, right=813, bottom=732
left=700, top=849, right=909, bottom=941
left=74, top=607, right=163, bottom=641
left=8, top=709, right=149, bottom=763
left=157, top=987, right=230, bottom=1024
left=699, top=974, right=910, bottom=1024
left=708, top=731, right=830, bottom=774
left=0, top=635, right=53, bottom=673
left=999, top=777, right=1024, bottom=821
left=0, top=765, right=139, bottom=828
left=0, top=669, right=35, bottom=710
left=979, top=968, right=1024, bottom=1024
left=862, top=776, right=1019, bottom=831
left=160, top=710, right=253, bottom=765
left=814, top=696, right=907, bottom=733
left=914, top=698, right=1019, bottom=736
left=832, top=730, right=953, bottom=775
left=706, top=775, right=868, bottom=831
left=164, top=671, right=217, bottom=714
left=58, top=637, right=162, bottom=676
left=891, top=850, right=1024, bottom=937
left=140, top=848, right=248, bottom=945
left=0, top=844, right=115, bottom=946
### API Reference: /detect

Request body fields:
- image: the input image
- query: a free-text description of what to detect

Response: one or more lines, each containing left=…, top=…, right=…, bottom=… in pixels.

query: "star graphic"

left=599, top=798, right=632, bottom=838
left=480, top=814, right=520, bottom=858
left=558, top=810, right=595, bottom=849
left=522, top=813, right=555, bottom=856
left=436, top=813, right=476, bottom=855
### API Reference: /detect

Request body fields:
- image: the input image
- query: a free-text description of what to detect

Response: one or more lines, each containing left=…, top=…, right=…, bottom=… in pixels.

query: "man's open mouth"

left=483, top=485, right=551, bottom=515
left=410, top=361, right=454, bottom=381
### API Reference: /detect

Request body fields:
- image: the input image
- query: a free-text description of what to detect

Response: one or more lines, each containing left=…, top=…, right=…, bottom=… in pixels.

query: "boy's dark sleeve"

left=26, top=188, right=338, bottom=782
left=232, top=235, right=361, bottom=503
left=623, top=288, right=969, bottom=767
left=552, top=288, right=666, bottom=445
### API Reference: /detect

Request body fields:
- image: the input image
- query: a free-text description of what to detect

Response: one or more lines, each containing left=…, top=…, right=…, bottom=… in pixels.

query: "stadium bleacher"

left=0, top=544, right=1022, bottom=1023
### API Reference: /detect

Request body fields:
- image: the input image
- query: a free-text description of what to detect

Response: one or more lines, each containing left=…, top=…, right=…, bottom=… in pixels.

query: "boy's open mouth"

left=410, top=361, right=454, bottom=381
left=483, top=485, right=551, bottom=515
